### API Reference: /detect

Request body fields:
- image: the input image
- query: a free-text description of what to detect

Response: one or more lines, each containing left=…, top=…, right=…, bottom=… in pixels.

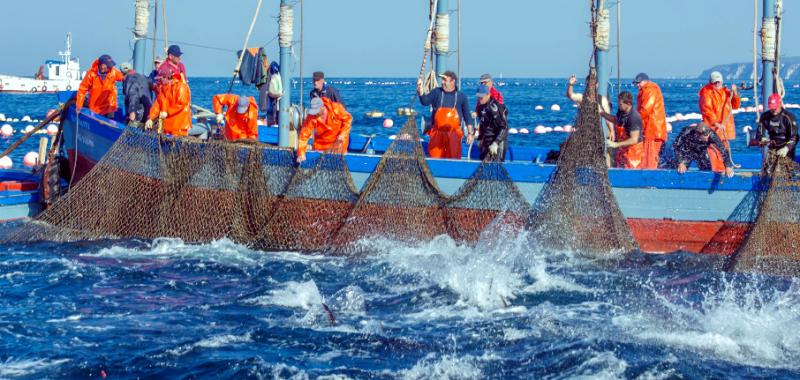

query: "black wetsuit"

left=476, top=98, right=509, bottom=161
left=757, top=109, right=799, bottom=160
left=673, top=126, right=732, bottom=170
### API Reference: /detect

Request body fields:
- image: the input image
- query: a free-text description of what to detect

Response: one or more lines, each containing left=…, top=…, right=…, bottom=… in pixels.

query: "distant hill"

left=698, top=57, right=800, bottom=81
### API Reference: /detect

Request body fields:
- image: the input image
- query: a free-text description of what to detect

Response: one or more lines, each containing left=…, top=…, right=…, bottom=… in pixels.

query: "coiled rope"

left=434, top=13, right=450, bottom=54
left=594, top=6, right=610, bottom=51
left=133, top=0, right=149, bottom=39
left=279, top=5, right=294, bottom=48
left=411, top=0, right=439, bottom=107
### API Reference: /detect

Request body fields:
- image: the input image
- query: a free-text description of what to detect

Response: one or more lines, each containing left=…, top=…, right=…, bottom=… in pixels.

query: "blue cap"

left=168, top=45, right=183, bottom=57
left=632, top=72, right=649, bottom=84
left=98, top=54, right=116, bottom=68
left=308, top=97, right=324, bottom=115
left=237, top=96, right=250, bottom=114
left=476, top=84, right=490, bottom=97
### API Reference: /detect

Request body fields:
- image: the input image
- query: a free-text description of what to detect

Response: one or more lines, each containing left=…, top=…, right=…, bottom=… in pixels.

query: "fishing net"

left=728, top=153, right=800, bottom=276
left=328, top=118, right=448, bottom=253
left=526, top=69, right=637, bottom=255
left=446, top=161, right=530, bottom=243
left=700, top=180, right=766, bottom=255
left=254, top=152, right=358, bottom=252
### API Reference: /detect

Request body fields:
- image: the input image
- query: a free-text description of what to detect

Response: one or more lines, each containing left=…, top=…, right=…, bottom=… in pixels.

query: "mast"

left=434, top=0, right=449, bottom=75
left=133, top=0, right=150, bottom=73
left=278, top=0, right=295, bottom=147
left=761, top=0, right=776, bottom=99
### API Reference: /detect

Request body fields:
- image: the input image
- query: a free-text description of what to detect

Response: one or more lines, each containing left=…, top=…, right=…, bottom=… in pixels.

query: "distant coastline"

left=698, top=56, right=800, bottom=81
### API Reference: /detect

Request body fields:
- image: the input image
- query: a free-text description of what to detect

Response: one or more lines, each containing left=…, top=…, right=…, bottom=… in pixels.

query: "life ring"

left=31, top=87, right=38, bottom=93
left=66, top=85, right=72, bottom=91
left=41, top=85, right=47, bottom=92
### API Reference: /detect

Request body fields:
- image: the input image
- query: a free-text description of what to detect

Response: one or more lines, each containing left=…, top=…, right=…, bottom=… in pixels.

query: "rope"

left=774, top=0, right=785, bottom=98
left=434, top=13, right=449, bottom=54
left=228, top=0, right=263, bottom=93
left=134, top=0, right=149, bottom=39
left=162, top=0, right=168, bottom=54
left=279, top=5, right=294, bottom=48
left=761, top=18, right=776, bottom=62
left=152, top=0, right=158, bottom=60
left=753, top=0, right=760, bottom=124
left=411, top=0, right=439, bottom=108
left=616, top=0, right=621, bottom=96
left=594, top=4, right=610, bottom=51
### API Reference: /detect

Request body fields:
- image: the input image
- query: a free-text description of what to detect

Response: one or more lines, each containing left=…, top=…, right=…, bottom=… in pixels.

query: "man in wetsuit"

left=475, top=84, right=509, bottom=161
left=757, top=93, right=799, bottom=160
left=418, top=70, right=474, bottom=159
left=673, top=123, right=735, bottom=178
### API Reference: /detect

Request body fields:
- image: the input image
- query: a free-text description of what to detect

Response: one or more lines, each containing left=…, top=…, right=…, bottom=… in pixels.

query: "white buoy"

left=534, top=105, right=544, bottom=111
left=23, top=125, right=34, bottom=134
left=46, top=124, right=59, bottom=135
left=508, top=128, right=519, bottom=134
left=0, top=113, right=5, bottom=122
left=21, top=115, right=31, bottom=122
left=23, top=152, right=39, bottom=167
left=0, top=124, right=12, bottom=137
left=11, top=118, right=19, bottom=122
left=545, top=127, right=553, bottom=132
left=382, top=118, right=394, bottom=128
left=563, top=125, right=574, bottom=133
left=742, top=125, right=753, bottom=133
left=553, top=126, right=564, bottom=132
left=666, top=122, right=673, bottom=133
left=550, top=104, right=561, bottom=111
left=0, top=156, right=12, bottom=169
left=534, top=125, right=547, bottom=134
left=519, top=128, right=530, bottom=134
left=32, top=119, right=40, bottom=123
left=389, top=135, right=397, bottom=140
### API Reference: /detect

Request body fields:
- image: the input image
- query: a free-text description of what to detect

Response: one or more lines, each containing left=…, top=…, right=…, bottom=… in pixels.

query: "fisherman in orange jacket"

left=145, top=71, right=192, bottom=137
left=633, top=73, right=667, bottom=168
left=699, top=71, right=740, bottom=172
left=75, top=55, right=124, bottom=118
left=296, top=97, right=352, bottom=163
left=212, top=94, right=258, bottom=140
left=601, top=91, right=644, bottom=168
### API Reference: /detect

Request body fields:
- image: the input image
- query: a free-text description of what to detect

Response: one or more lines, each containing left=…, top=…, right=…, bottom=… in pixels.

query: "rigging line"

left=616, top=0, right=621, bottom=96
left=300, top=0, right=304, bottom=111
left=162, top=0, right=168, bottom=53
left=144, top=37, right=237, bottom=52
left=457, top=0, right=461, bottom=91
left=228, top=0, right=264, bottom=94
left=152, top=0, right=158, bottom=61
left=753, top=0, right=759, bottom=123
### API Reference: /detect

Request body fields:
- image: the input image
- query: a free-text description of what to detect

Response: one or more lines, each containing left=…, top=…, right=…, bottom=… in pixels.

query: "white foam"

left=399, top=353, right=482, bottom=380
left=166, top=332, right=253, bottom=356
left=0, top=358, right=70, bottom=378
left=565, top=350, right=628, bottom=380
left=247, top=280, right=323, bottom=310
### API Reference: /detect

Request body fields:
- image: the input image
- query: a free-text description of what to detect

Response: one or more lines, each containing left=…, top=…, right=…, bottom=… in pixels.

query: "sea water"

left=0, top=79, right=799, bottom=379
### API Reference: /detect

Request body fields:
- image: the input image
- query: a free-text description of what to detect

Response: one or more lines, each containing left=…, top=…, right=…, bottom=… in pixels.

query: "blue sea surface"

left=0, top=79, right=799, bottom=379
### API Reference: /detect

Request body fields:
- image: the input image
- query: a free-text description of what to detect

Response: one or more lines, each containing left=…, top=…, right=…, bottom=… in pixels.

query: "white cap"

left=709, top=71, right=723, bottom=84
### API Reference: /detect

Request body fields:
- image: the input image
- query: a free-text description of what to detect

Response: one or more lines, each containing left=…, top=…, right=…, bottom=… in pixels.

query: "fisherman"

left=263, top=62, right=282, bottom=125
left=757, top=93, right=799, bottom=160
left=75, top=54, right=124, bottom=118
left=566, top=74, right=612, bottom=116
left=310, top=71, right=342, bottom=104
left=212, top=94, right=259, bottom=140
left=148, top=56, right=163, bottom=86
left=144, top=70, right=192, bottom=137
left=418, top=70, right=474, bottom=159
left=633, top=73, right=667, bottom=168
left=698, top=71, right=740, bottom=172
left=673, top=123, right=735, bottom=177
left=119, top=62, right=152, bottom=127
left=296, top=97, right=352, bottom=164
left=600, top=91, right=644, bottom=168
left=475, top=84, right=509, bottom=161
left=476, top=73, right=503, bottom=106
left=160, top=45, right=187, bottom=81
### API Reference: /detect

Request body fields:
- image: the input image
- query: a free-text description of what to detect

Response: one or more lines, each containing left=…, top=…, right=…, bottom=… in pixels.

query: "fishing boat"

left=0, top=33, right=83, bottom=94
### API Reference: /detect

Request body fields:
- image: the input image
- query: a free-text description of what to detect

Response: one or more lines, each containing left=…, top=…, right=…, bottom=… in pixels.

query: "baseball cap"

left=632, top=72, right=649, bottom=84
left=307, top=97, right=324, bottom=115
left=167, top=45, right=183, bottom=57
left=98, top=54, right=116, bottom=68
left=237, top=96, right=250, bottom=114
left=476, top=84, right=490, bottom=97
left=709, top=71, right=723, bottom=84
left=768, top=93, right=783, bottom=110
left=479, top=73, right=492, bottom=83
left=312, top=71, right=325, bottom=81
left=119, top=62, right=133, bottom=73
left=439, top=70, right=457, bottom=82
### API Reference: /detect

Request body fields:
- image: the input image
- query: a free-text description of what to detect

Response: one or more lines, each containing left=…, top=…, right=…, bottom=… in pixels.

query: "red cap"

left=768, top=93, right=782, bottom=110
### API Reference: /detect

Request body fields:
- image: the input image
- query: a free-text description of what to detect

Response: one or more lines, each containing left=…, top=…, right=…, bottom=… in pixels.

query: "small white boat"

left=0, top=33, right=83, bottom=94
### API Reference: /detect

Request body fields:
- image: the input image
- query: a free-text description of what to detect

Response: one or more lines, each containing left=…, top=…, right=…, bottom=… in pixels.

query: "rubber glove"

left=144, top=119, right=153, bottom=130
left=489, top=142, right=499, bottom=155
left=215, top=113, right=224, bottom=124
left=760, top=137, right=770, bottom=146
left=159, top=111, right=168, bottom=120
left=777, top=146, right=789, bottom=157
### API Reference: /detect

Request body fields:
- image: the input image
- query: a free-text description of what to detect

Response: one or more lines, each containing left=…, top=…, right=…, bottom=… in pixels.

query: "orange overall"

left=699, top=83, right=740, bottom=172
left=428, top=95, right=463, bottom=159
left=637, top=81, right=667, bottom=168
left=614, top=124, right=644, bottom=169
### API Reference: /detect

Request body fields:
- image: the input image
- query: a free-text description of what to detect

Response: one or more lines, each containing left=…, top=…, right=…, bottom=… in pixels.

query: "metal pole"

left=762, top=0, right=776, bottom=99
left=132, top=0, right=150, bottom=74
left=435, top=0, right=448, bottom=75
left=616, top=0, right=621, bottom=97
left=278, top=0, right=294, bottom=148
left=299, top=0, right=304, bottom=113
left=457, top=0, right=461, bottom=90
left=152, top=0, right=158, bottom=62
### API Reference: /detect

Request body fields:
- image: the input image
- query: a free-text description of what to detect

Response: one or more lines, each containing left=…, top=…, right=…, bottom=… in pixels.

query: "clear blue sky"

left=0, top=0, right=797, bottom=78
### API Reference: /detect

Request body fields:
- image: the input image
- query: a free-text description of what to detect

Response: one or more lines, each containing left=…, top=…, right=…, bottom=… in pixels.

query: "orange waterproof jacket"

left=76, top=59, right=124, bottom=115
left=149, top=75, right=192, bottom=136
left=699, top=83, right=740, bottom=140
left=298, top=97, right=352, bottom=156
left=637, top=81, right=667, bottom=142
left=212, top=94, right=258, bottom=140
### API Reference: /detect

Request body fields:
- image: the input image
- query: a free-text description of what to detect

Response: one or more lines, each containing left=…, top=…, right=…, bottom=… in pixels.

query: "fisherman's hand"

left=296, top=154, right=306, bottom=164
left=144, top=119, right=153, bottom=130
left=488, top=142, right=498, bottom=155
left=568, top=74, right=577, bottom=86
left=606, top=140, right=620, bottom=148
left=336, top=134, right=346, bottom=143
left=677, top=162, right=688, bottom=174
left=159, top=111, right=168, bottom=120
left=777, top=146, right=790, bottom=157
left=215, top=113, right=224, bottom=124
left=731, top=84, right=738, bottom=94
left=128, top=112, right=136, bottom=122
left=725, top=167, right=735, bottom=178
left=466, top=134, right=474, bottom=145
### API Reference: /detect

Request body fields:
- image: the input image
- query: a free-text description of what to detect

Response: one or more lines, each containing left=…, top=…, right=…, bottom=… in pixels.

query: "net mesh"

left=526, top=69, right=638, bottom=255
left=729, top=153, right=800, bottom=276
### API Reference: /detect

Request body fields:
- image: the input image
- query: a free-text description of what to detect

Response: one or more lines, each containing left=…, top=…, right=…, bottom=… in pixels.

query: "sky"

left=0, top=0, right=798, bottom=79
